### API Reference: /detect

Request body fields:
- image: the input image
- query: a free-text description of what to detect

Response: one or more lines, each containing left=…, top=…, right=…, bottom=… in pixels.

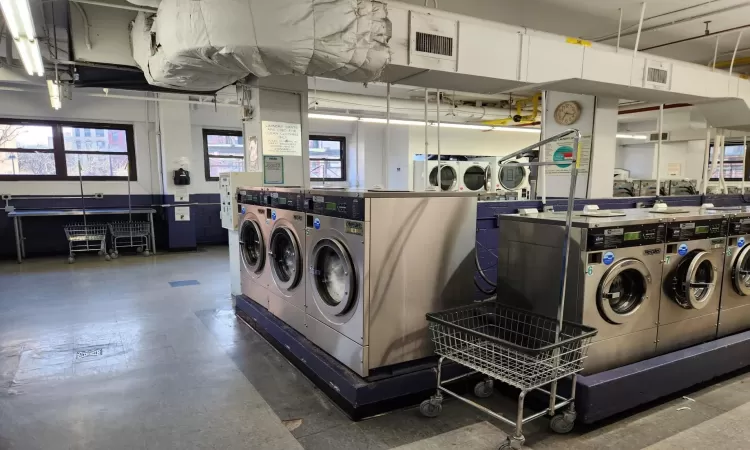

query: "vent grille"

left=647, top=67, right=669, bottom=85
left=649, top=132, right=670, bottom=141
left=416, top=32, right=453, bottom=56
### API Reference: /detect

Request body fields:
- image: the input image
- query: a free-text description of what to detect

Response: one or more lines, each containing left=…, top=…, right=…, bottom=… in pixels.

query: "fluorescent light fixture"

left=0, top=0, right=20, bottom=38
left=0, top=0, right=44, bottom=76
left=14, top=38, right=34, bottom=75
left=47, top=80, right=61, bottom=110
left=308, top=113, right=357, bottom=121
left=15, top=0, right=35, bottom=39
left=616, top=133, right=648, bottom=140
left=493, top=126, right=542, bottom=134
left=433, top=122, right=492, bottom=131
left=359, top=117, right=426, bottom=126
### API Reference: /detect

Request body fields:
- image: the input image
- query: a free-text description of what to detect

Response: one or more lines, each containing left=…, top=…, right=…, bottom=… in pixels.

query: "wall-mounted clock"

left=554, top=101, right=582, bottom=126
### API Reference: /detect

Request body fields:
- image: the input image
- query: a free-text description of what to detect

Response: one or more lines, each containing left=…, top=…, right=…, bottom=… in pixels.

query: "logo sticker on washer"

left=739, top=237, right=746, bottom=248
left=603, top=252, right=615, bottom=266
left=241, top=206, right=246, bottom=214
left=586, top=266, right=594, bottom=276
left=313, top=217, right=321, bottom=230
left=271, top=210, right=277, bottom=221
left=678, top=244, right=689, bottom=256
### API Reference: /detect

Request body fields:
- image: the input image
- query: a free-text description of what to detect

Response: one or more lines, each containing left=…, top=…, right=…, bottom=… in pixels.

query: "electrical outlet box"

left=220, top=172, right=263, bottom=230
left=94, top=193, right=104, bottom=199
left=1, top=194, right=11, bottom=200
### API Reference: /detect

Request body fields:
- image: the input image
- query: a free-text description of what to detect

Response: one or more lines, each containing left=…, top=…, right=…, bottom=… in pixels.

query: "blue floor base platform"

left=234, top=295, right=468, bottom=420
left=577, top=329, right=750, bottom=424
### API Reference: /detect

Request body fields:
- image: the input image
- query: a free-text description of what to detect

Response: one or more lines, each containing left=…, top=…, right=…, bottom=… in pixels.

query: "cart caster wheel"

left=498, top=436, right=525, bottom=450
left=104, top=255, right=111, bottom=261
left=143, top=250, right=151, bottom=257
left=419, top=398, right=443, bottom=418
left=67, top=257, right=75, bottom=264
left=474, top=379, right=494, bottom=398
left=550, top=413, right=576, bottom=434
left=136, top=247, right=144, bottom=253
left=98, top=250, right=104, bottom=256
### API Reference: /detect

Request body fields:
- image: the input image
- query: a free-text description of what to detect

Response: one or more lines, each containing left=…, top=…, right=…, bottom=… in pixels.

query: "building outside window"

left=309, top=135, right=346, bottom=182
left=203, top=129, right=244, bottom=180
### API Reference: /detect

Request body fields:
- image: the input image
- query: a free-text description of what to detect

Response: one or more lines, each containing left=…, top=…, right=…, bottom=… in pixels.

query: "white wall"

left=615, top=141, right=706, bottom=180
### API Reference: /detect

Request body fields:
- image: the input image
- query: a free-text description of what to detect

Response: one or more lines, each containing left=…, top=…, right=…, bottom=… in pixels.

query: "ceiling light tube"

left=47, top=80, right=61, bottom=110
left=616, top=133, right=648, bottom=140
left=359, top=117, right=426, bottom=126
left=492, top=126, right=542, bottom=134
left=432, top=123, right=493, bottom=131
left=29, top=39, right=44, bottom=75
left=16, top=0, right=35, bottom=39
left=308, top=113, right=357, bottom=121
left=14, top=38, right=34, bottom=76
left=0, top=0, right=20, bottom=38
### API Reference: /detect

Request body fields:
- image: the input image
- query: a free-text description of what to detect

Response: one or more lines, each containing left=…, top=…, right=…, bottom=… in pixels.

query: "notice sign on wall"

left=262, top=121, right=302, bottom=156
left=264, top=156, right=284, bottom=185
left=544, top=135, right=592, bottom=175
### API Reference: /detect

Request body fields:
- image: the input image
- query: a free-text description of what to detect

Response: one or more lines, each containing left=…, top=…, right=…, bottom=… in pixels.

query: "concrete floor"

left=2, top=247, right=750, bottom=449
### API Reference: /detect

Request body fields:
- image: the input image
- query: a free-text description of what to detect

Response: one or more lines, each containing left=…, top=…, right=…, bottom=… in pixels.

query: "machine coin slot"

left=266, top=209, right=272, bottom=219
left=729, top=237, right=737, bottom=246
left=307, top=215, right=314, bottom=227
left=588, top=252, right=602, bottom=264
left=667, top=244, right=678, bottom=254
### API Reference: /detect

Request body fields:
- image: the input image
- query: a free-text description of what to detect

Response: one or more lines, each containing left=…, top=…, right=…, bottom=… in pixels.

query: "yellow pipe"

left=714, top=56, right=750, bottom=69
left=482, top=93, right=541, bottom=126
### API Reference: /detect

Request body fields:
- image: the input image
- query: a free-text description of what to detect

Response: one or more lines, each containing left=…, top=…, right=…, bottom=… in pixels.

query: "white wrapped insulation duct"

left=130, top=0, right=391, bottom=91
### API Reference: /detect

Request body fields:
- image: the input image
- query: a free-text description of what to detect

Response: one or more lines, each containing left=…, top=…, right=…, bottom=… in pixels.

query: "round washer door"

left=429, top=165, right=458, bottom=191
left=462, top=165, right=487, bottom=191
left=268, top=226, right=302, bottom=291
left=240, top=219, right=265, bottom=273
left=671, top=250, right=717, bottom=309
left=732, top=244, right=750, bottom=296
left=597, top=258, right=651, bottom=324
left=499, top=162, right=527, bottom=191
left=310, top=238, right=357, bottom=316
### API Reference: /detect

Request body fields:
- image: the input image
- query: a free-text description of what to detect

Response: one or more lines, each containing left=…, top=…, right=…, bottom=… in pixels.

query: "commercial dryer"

left=496, top=210, right=666, bottom=374
left=304, top=189, right=478, bottom=377
left=457, top=160, right=491, bottom=193
left=656, top=210, right=728, bottom=354
left=238, top=187, right=271, bottom=310
left=264, top=187, right=307, bottom=335
left=413, top=161, right=459, bottom=191
left=718, top=209, right=750, bottom=337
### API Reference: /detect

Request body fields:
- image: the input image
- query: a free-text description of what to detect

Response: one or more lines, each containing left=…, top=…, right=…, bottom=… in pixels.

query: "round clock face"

left=554, top=101, right=581, bottom=125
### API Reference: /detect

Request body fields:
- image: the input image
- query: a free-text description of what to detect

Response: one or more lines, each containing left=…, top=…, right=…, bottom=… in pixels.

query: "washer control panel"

left=587, top=223, right=665, bottom=251
left=728, top=216, right=750, bottom=236
left=306, top=195, right=365, bottom=221
left=266, top=191, right=305, bottom=211
left=665, top=218, right=727, bottom=242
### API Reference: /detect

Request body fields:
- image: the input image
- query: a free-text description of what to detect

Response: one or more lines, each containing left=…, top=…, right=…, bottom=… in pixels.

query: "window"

left=709, top=142, right=748, bottom=181
left=0, top=119, right=136, bottom=180
left=309, top=135, right=346, bottom=181
left=203, top=129, right=244, bottom=180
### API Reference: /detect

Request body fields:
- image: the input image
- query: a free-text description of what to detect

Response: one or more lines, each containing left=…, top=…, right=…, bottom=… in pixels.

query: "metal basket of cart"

left=64, top=223, right=109, bottom=264
left=108, top=221, right=152, bottom=258
left=419, top=129, right=597, bottom=450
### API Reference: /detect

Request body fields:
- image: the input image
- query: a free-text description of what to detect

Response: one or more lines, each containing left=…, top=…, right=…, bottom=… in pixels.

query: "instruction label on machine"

left=263, top=156, right=284, bottom=185
left=262, top=121, right=302, bottom=156
left=544, top=135, right=591, bottom=175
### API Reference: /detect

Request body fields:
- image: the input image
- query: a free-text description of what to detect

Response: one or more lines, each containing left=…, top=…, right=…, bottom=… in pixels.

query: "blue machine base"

left=234, top=295, right=467, bottom=420
left=577, top=329, right=750, bottom=424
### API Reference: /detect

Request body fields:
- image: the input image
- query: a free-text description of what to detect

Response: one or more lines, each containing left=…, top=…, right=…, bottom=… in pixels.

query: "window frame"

left=309, top=135, right=347, bottom=182
left=709, top=141, right=749, bottom=182
left=0, top=118, right=137, bottom=181
left=203, top=128, right=244, bottom=181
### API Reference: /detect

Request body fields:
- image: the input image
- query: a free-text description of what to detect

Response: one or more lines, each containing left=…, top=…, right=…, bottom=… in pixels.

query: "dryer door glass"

left=240, top=219, right=265, bottom=273
left=671, top=250, right=716, bottom=309
left=732, top=244, right=750, bottom=296
left=429, top=165, right=457, bottom=191
left=269, top=227, right=301, bottom=290
left=499, top=162, right=525, bottom=190
left=598, top=258, right=650, bottom=324
left=311, top=238, right=356, bottom=315
left=463, top=165, right=486, bottom=191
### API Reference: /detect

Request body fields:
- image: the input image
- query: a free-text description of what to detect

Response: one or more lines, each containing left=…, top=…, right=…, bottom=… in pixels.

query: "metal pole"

left=424, top=88, right=429, bottom=191
left=541, top=92, right=547, bottom=204
left=616, top=7, right=623, bottom=52
left=127, top=162, right=133, bottom=246
left=437, top=89, right=442, bottom=190
left=385, top=83, right=391, bottom=189
left=744, top=135, right=748, bottom=193
left=730, top=31, right=744, bottom=75
left=633, top=2, right=647, bottom=58
left=720, top=130, right=728, bottom=194
left=556, top=132, right=580, bottom=343
left=712, top=34, right=721, bottom=70
left=710, top=129, right=721, bottom=192
left=655, top=104, right=664, bottom=197
left=701, top=128, right=712, bottom=194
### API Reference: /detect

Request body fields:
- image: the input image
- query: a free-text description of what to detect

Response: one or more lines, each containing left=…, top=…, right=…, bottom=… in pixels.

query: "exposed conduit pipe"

left=436, top=89, right=442, bottom=191
left=710, top=129, right=721, bottom=193
left=719, top=130, right=727, bottom=194
left=70, top=0, right=157, bottom=13
left=743, top=135, right=748, bottom=194
left=385, top=82, right=390, bottom=189
left=424, top=88, right=428, bottom=192
left=701, top=128, right=711, bottom=195
left=633, top=2, right=647, bottom=58
left=730, top=31, right=744, bottom=75
left=712, top=34, right=721, bottom=71
left=71, top=2, right=93, bottom=50
left=642, top=23, right=750, bottom=51
left=655, top=104, right=664, bottom=197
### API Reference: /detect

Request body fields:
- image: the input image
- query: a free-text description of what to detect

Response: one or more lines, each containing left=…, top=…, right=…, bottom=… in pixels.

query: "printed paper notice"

left=246, top=136, right=261, bottom=172
left=264, top=156, right=284, bottom=185
left=544, top=135, right=592, bottom=175
left=667, top=163, right=681, bottom=177
left=262, top=121, right=302, bottom=156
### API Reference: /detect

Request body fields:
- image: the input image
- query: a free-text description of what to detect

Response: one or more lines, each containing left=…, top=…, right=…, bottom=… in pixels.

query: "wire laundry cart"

left=420, top=129, right=598, bottom=449
left=108, top=162, right=151, bottom=259
left=64, top=223, right=110, bottom=264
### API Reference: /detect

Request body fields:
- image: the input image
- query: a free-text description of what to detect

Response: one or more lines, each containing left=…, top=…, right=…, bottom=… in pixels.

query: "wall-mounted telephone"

left=173, top=168, right=191, bottom=185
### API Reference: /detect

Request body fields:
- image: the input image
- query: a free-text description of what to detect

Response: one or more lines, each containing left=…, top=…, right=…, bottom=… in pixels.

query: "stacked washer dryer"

left=496, top=210, right=666, bottom=374
left=303, top=189, right=478, bottom=377
left=718, top=208, right=750, bottom=337
left=654, top=208, right=728, bottom=354
left=264, top=187, right=307, bottom=335
left=413, top=160, right=459, bottom=191
left=238, top=187, right=271, bottom=310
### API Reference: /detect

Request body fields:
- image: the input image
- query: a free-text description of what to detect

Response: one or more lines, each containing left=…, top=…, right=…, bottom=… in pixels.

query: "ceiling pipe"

left=619, top=103, right=692, bottom=115
left=642, top=23, right=750, bottom=51
left=69, top=0, right=157, bottom=13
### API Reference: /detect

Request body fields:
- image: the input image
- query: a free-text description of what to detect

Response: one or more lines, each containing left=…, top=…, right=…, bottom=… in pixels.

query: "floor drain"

left=75, top=348, right=103, bottom=359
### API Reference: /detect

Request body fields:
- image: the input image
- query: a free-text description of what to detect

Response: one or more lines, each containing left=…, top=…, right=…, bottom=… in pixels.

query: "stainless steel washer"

left=496, top=211, right=666, bottom=375
left=265, top=187, right=306, bottom=335
left=239, top=188, right=271, bottom=310
left=719, top=211, right=750, bottom=337
left=657, top=212, right=727, bottom=354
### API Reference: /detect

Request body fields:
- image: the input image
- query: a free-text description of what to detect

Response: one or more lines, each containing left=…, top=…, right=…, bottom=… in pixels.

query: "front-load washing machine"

left=413, top=161, right=459, bottom=191
left=304, top=189, right=477, bottom=377
left=264, top=187, right=307, bottom=335
left=457, top=160, right=491, bottom=193
left=498, top=156, right=531, bottom=198
left=656, top=211, right=728, bottom=354
left=718, top=210, right=750, bottom=337
left=239, top=187, right=271, bottom=309
left=496, top=210, right=666, bottom=374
